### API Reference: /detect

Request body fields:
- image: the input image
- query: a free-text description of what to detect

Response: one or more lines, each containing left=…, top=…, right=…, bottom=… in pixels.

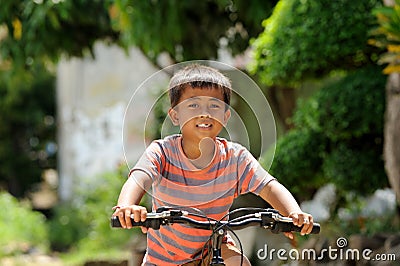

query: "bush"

left=250, top=0, right=382, bottom=86
left=322, top=141, right=388, bottom=196
left=48, top=166, right=137, bottom=262
left=47, top=203, right=88, bottom=251
left=0, top=191, right=48, bottom=257
left=260, top=66, right=388, bottom=199
left=0, top=63, right=56, bottom=198
left=263, top=129, right=326, bottom=201
left=294, top=67, right=386, bottom=141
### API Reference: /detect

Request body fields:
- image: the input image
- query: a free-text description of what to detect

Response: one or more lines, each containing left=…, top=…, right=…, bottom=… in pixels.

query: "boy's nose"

left=199, top=107, right=211, bottom=118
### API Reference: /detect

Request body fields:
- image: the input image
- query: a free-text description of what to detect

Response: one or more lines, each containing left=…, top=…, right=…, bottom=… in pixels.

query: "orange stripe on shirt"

left=149, top=230, right=194, bottom=259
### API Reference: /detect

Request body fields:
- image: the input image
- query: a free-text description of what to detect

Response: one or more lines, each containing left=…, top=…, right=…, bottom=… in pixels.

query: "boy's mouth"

left=196, top=123, right=212, bottom=128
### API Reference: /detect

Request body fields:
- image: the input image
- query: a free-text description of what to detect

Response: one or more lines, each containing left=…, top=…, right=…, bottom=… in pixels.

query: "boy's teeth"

left=198, top=123, right=211, bottom=128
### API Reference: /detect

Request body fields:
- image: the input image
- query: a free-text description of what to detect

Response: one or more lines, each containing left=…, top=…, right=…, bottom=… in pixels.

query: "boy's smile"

left=196, top=122, right=212, bottom=128
left=195, top=115, right=215, bottom=129
left=168, top=87, right=231, bottom=162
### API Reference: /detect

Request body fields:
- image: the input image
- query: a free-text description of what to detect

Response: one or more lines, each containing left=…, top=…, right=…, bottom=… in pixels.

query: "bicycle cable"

left=204, top=208, right=262, bottom=266
left=223, top=224, right=245, bottom=266
left=176, top=206, right=216, bottom=264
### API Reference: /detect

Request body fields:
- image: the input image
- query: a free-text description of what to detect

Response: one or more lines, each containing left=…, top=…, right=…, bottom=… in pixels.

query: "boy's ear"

left=168, top=108, right=179, bottom=126
left=223, top=109, right=231, bottom=125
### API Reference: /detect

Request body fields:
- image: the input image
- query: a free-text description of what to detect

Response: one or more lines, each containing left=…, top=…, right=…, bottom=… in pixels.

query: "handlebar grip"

left=271, top=221, right=320, bottom=234
left=110, top=216, right=162, bottom=230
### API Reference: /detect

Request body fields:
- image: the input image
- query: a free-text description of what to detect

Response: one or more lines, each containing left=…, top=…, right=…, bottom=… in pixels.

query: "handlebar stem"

left=210, top=228, right=226, bottom=266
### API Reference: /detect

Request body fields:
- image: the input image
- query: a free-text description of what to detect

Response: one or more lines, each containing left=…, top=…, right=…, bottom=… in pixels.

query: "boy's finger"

left=300, top=216, right=313, bottom=235
left=132, top=208, right=143, bottom=222
left=301, top=222, right=313, bottom=235
left=141, top=210, right=147, bottom=222
left=125, top=209, right=133, bottom=229
left=118, top=212, right=127, bottom=228
left=290, top=213, right=300, bottom=226
left=284, top=232, right=294, bottom=239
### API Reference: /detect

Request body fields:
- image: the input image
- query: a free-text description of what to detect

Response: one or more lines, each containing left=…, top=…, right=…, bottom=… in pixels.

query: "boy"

left=113, top=64, right=314, bottom=266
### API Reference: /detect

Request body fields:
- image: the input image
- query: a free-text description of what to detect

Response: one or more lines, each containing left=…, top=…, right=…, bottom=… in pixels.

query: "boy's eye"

left=188, top=103, right=199, bottom=108
left=210, top=103, right=221, bottom=109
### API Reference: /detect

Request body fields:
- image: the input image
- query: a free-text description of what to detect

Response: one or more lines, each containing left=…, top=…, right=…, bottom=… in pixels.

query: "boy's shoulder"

left=216, top=137, right=250, bottom=156
left=156, top=134, right=180, bottom=144
left=149, top=134, right=180, bottom=150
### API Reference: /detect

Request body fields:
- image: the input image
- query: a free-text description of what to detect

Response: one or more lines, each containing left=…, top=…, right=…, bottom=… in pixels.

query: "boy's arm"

left=113, top=171, right=152, bottom=230
left=259, top=180, right=314, bottom=236
left=117, top=170, right=151, bottom=206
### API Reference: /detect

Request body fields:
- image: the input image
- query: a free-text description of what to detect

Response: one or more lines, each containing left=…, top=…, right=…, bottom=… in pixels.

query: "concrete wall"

left=56, top=42, right=168, bottom=201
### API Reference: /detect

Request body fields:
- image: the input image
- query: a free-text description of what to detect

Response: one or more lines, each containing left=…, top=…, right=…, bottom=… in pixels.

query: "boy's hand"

left=112, top=205, right=148, bottom=233
left=284, top=211, right=314, bottom=239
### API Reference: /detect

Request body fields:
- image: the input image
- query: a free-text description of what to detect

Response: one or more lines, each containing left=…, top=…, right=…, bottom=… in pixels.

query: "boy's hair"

left=168, top=64, right=232, bottom=108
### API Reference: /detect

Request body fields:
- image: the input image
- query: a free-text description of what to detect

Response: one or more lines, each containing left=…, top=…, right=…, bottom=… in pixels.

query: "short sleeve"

left=130, top=141, right=165, bottom=183
left=236, top=148, right=275, bottom=195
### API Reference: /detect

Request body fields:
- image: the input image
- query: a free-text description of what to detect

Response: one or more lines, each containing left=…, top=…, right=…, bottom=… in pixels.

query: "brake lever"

left=259, top=211, right=278, bottom=229
left=137, top=209, right=186, bottom=220
left=259, top=210, right=296, bottom=228
left=259, top=210, right=320, bottom=234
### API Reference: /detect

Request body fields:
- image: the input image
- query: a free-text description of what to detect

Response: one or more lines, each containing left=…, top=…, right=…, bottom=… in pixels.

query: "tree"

left=250, top=0, right=381, bottom=85
left=0, top=0, right=278, bottom=67
left=109, top=0, right=278, bottom=64
left=251, top=0, right=389, bottom=201
left=263, top=66, right=388, bottom=201
left=370, top=0, right=400, bottom=206
left=0, top=0, right=119, bottom=197
left=0, top=63, right=56, bottom=197
left=0, top=0, right=118, bottom=67
left=249, top=0, right=382, bottom=130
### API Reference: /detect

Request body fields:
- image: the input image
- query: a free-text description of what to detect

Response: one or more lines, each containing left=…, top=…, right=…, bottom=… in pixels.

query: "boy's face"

left=168, top=87, right=231, bottom=142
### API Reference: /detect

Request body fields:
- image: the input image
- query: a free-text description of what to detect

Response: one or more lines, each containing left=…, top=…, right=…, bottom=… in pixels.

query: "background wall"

left=56, top=42, right=168, bottom=201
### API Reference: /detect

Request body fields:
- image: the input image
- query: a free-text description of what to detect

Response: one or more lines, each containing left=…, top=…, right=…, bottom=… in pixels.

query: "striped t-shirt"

left=131, top=134, right=275, bottom=265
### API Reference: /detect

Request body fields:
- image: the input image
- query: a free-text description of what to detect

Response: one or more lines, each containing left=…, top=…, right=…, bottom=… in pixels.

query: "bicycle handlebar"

left=110, top=208, right=320, bottom=234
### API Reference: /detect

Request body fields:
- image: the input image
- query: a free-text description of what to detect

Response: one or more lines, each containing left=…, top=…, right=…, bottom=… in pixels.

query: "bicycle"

left=111, top=206, right=321, bottom=266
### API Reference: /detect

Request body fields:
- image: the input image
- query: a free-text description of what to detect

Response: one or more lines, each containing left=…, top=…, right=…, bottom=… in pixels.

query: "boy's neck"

left=181, top=137, right=216, bottom=169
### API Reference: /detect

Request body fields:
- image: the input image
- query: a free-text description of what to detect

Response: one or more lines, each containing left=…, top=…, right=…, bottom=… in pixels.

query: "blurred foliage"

left=293, top=67, right=386, bottom=141
left=266, top=129, right=326, bottom=200
left=0, top=0, right=118, bottom=163
left=369, top=0, right=400, bottom=74
left=249, top=0, right=383, bottom=86
left=0, top=62, right=56, bottom=197
left=145, top=90, right=172, bottom=141
left=0, top=0, right=118, bottom=67
left=0, top=191, right=48, bottom=257
left=331, top=191, right=399, bottom=236
left=0, top=0, right=277, bottom=67
left=110, top=0, right=278, bottom=62
left=322, top=141, right=387, bottom=196
left=261, top=67, right=388, bottom=200
left=304, top=66, right=388, bottom=195
left=48, top=166, right=137, bottom=263
left=48, top=203, right=88, bottom=252
left=0, top=2, right=115, bottom=198
left=337, top=212, right=400, bottom=237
